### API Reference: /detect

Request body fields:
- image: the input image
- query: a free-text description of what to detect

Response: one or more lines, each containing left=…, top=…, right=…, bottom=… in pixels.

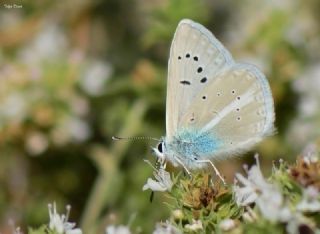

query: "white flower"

left=67, top=117, right=91, bottom=142
left=285, top=213, right=309, bottom=234
left=297, top=186, right=320, bottom=212
left=48, top=203, right=82, bottom=234
left=234, top=154, right=292, bottom=222
left=80, top=60, right=112, bottom=96
left=233, top=177, right=259, bottom=206
left=143, top=167, right=173, bottom=192
left=299, top=97, right=318, bottom=117
left=65, top=227, right=82, bottom=234
left=255, top=188, right=292, bottom=222
left=1, top=93, right=27, bottom=122
left=302, top=143, right=319, bottom=163
left=184, top=219, right=203, bottom=231
left=12, top=227, right=23, bottom=234
left=53, top=117, right=91, bottom=144
left=233, top=154, right=270, bottom=206
left=288, top=64, right=320, bottom=148
left=219, top=219, right=236, bottom=231
left=172, top=209, right=184, bottom=220
left=19, top=22, right=67, bottom=64
left=105, top=225, right=131, bottom=234
left=153, top=221, right=182, bottom=234
left=25, top=131, right=49, bottom=155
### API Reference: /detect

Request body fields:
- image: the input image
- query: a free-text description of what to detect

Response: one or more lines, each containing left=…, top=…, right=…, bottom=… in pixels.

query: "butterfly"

left=151, top=19, right=275, bottom=183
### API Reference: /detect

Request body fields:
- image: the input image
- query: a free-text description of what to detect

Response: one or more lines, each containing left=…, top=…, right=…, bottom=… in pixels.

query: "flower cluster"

left=48, top=203, right=82, bottom=234
left=234, top=155, right=291, bottom=223
left=0, top=17, right=113, bottom=157
left=231, top=153, right=320, bottom=233
left=21, top=150, right=320, bottom=234
left=137, top=152, right=320, bottom=233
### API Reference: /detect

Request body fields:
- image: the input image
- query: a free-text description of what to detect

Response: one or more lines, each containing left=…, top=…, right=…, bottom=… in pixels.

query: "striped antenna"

left=112, top=136, right=160, bottom=142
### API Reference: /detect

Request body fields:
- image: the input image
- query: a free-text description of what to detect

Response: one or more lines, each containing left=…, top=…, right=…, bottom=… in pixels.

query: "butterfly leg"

left=196, top=159, right=225, bottom=184
left=175, top=157, right=192, bottom=177
left=161, top=161, right=167, bottom=170
left=156, top=157, right=167, bottom=170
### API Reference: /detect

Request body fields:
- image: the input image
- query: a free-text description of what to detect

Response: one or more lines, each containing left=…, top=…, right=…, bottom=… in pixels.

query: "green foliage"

left=240, top=221, right=285, bottom=234
left=143, top=0, right=209, bottom=48
left=28, top=225, right=49, bottom=234
left=167, top=173, right=242, bottom=232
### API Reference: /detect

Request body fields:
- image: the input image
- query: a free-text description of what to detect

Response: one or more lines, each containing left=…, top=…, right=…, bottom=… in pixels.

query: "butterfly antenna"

left=112, top=136, right=160, bottom=142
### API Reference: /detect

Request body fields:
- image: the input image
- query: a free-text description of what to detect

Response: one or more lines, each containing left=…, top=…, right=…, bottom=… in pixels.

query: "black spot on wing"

left=180, top=80, right=191, bottom=85
left=200, top=77, right=207, bottom=83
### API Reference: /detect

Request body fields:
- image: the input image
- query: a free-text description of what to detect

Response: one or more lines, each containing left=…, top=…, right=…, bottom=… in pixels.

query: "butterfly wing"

left=166, top=19, right=234, bottom=140
left=180, top=63, right=275, bottom=158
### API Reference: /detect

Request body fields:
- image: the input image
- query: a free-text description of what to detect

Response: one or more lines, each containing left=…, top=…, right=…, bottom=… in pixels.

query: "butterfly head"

left=152, top=140, right=166, bottom=163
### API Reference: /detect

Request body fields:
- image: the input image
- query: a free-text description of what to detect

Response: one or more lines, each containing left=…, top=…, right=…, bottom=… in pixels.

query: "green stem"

left=80, top=99, right=148, bottom=233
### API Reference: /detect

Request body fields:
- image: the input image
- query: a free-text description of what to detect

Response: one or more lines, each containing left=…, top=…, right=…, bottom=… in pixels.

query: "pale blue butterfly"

left=151, top=19, right=275, bottom=183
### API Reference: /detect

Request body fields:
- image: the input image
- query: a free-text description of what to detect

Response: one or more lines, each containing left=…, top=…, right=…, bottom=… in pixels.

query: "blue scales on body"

left=164, top=129, right=222, bottom=169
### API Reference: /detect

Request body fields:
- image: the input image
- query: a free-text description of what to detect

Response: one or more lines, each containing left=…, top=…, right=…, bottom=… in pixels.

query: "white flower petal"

left=153, top=221, right=182, bottom=234
left=297, top=186, right=320, bottom=212
left=48, top=202, right=82, bottom=234
left=106, top=225, right=131, bottom=234
left=185, top=219, right=203, bottom=231
left=143, top=168, right=173, bottom=192
left=143, top=178, right=167, bottom=192
left=219, top=219, right=236, bottom=231
left=66, top=228, right=82, bottom=234
left=234, top=155, right=293, bottom=223
left=234, top=185, right=258, bottom=206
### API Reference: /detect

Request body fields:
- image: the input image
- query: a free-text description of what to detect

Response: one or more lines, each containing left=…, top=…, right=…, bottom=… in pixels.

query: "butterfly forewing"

left=180, top=63, right=275, bottom=158
left=166, top=19, right=234, bottom=140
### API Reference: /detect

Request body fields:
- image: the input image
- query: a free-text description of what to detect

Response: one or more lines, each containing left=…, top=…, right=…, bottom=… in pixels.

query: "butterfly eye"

left=157, top=142, right=163, bottom=153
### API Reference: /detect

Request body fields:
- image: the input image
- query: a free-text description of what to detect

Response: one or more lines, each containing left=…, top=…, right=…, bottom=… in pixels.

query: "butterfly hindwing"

left=180, top=63, right=275, bottom=158
left=166, top=19, right=234, bottom=140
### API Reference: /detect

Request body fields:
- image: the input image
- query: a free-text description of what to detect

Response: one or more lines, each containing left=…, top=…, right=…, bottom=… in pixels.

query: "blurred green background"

left=0, top=0, right=320, bottom=233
